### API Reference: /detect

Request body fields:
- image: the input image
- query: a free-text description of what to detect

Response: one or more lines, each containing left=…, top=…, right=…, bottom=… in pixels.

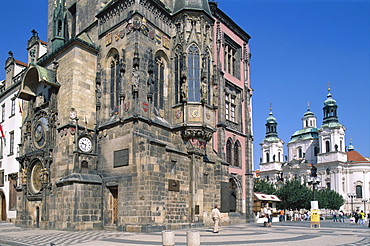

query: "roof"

left=288, top=127, right=318, bottom=143
left=347, top=150, right=369, bottom=162
left=254, top=192, right=281, bottom=202
left=319, top=122, right=344, bottom=129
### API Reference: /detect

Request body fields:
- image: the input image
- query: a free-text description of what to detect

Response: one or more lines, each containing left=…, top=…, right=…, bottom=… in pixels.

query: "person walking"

left=358, top=210, right=365, bottom=225
left=339, top=210, right=345, bottom=223
left=267, top=208, right=273, bottom=227
left=211, top=205, right=221, bottom=233
left=353, top=210, right=359, bottom=225
left=332, top=210, right=338, bottom=222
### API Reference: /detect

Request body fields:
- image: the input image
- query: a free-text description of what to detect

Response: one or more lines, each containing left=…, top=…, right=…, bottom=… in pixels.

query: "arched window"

left=298, top=148, right=303, bottom=158
left=205, top=50, right=212, bottom=104
left=356, top=185, right=363, bottom=198
left=266, top=152, right=270, bottom=163
left=325, top=141, right=330, bottom=153
left=278, top=151, right=281, bottom=162
left=187, top=44, right=200, bottom=102
left=226, top=139, right=232, bottom=164
left=234, top=141, right=241, bottom=167
left=107, top=49, right=120, bottom=115
left=154, top=56, right=165, bottom=109
left=174, top=46, right=183, bottom=104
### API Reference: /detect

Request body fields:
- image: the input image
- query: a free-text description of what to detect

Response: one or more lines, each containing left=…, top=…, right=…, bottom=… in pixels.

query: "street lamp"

left=362, top=198, right=368, bottom=212
left=307, top=176, right=320, bottom=200
left=347, top=193, right=356, bottom=215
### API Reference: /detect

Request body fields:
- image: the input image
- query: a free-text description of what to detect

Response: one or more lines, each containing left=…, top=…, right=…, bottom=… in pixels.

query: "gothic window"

left=187, top=44, right=200, bottom=102
left=356, top=185, right=362, bottom=198
left=174, top=52, right=181, bottom=104
left=107, top=50, right=120, bottom=115
left=154, top=56, right=165, bottom=109
left=226, top=139, right=232, bottom=164
left=234, top=141, right=241, bottom=167
left=325, top=140, right=330, bottom=153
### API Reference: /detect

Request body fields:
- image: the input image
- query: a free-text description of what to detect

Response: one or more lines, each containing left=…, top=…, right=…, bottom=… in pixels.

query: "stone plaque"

left=114, top=149, right=129, bottom=167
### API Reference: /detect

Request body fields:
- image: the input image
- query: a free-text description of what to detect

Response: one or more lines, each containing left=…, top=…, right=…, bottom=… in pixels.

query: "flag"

left=0, top=124, right=4, bottom=138
left=18, top=100, right=23, bottom=114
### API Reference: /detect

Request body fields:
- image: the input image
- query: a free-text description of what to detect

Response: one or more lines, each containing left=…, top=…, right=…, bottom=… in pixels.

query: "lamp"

left=362, top=198, right=368, bottom=212
left=307, top=176, right=320, bottom=200
left=347, top=193, right=357, bottom=215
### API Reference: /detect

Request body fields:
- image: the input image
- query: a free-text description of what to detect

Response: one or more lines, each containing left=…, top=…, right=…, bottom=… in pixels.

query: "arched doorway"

left=229, top=177, right=242, bottom=212
left=0, top=191, right=6, bottom=221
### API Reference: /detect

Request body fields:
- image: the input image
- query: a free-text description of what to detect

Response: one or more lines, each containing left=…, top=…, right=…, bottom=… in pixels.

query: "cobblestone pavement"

left=0, top=220, right=368, bottom=246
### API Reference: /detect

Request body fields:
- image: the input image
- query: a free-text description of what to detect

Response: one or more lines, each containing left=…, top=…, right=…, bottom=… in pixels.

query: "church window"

left=225, top=94, right=230, bottom=120
left=356, top=185, right=362, bottom=198
left=326, top=182, right=331, bottom=190
left=298, top=148, right=303, bottom=158
left=187, top=44, right=200, bottom=102
left=226, top=139, right=232, bottom=164
left=154, top=56, right=165, bottom=109
left=266, top=152, right=270, bottom=163
left=314, top=146, right=319, bottom=156
left=108, top=51, right=120, bottom=115
left=305, top=120, right=308, bottom=127
left=174, top=50, right=183, bottom=104
left=340, top=141, right=343, bottom=151
left=278, top=151, right=281, bottom=162
left=325, top=141, right=330, bottom=153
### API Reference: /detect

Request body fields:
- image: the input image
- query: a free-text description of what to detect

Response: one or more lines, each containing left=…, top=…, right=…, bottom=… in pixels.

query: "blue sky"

left=1, top=1, right=369, bottom=170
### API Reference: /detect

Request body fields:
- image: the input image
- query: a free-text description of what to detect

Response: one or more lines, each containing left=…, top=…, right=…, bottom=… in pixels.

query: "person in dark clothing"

left=353, top=210, right=359, bottom=225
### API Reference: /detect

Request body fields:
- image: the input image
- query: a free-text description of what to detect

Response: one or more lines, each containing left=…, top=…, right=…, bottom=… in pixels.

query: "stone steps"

left=0, top=222, right=16, bottom=228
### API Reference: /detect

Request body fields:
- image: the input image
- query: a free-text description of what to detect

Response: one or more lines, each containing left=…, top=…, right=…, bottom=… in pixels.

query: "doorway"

left=0, top=191, right=6, bottom=221
left=108, top=186, right=118, bottom=225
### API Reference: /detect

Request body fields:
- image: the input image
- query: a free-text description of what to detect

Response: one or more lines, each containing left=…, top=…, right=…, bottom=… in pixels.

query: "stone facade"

left=15, top=0, right=253, bottom=231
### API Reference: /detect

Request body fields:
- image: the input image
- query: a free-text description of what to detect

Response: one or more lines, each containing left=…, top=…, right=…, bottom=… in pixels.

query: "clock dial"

left=30, top=163, right=42, bottom=194
left=78, top=137, right=92, bottom=152
left=33, top=117, right=48, bottom=149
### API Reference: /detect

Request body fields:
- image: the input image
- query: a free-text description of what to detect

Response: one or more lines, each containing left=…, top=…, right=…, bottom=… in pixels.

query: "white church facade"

left=258, top=89, right=370, bottom=213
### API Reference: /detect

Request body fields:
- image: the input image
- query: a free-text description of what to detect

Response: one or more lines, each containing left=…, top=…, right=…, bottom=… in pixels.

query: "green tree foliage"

left=275, top=180, right=312, bottom=210
left=315, top=189, right=345, bottom=210
left=254, top=179, right=276, bottom=194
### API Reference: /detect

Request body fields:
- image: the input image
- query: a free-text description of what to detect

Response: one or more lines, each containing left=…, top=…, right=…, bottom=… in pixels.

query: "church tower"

left=287, top=104, right=319, bottom=165
left=317, top=88, right=346, bottom=163
left=259, top=107, right=284, bottom=182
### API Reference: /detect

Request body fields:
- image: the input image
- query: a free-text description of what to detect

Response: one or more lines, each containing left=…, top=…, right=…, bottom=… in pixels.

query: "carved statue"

left=181, top=80, right=188, bottom=102
left=132, top=67, right=139, bottom=93
left=39, top=168, right=49, bottom=184
left=213, top=84, right=219, bottom=106
left=201, top=78, right=208, bottom=103
left=21, top=168, right=28, bottom=185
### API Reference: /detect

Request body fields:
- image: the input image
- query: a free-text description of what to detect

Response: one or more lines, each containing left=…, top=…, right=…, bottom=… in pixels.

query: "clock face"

left=78, top=137, right=92, bottom=152
left=33, top=117, right=48, bottom=149
left=30, top=162, right=42, bottom=194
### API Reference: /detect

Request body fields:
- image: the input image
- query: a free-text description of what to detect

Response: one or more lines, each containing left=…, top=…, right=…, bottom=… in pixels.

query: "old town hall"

left=7, top=0, right=254, bottom=231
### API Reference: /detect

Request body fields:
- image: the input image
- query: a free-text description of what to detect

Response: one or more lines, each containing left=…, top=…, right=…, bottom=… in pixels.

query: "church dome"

left=324, top=92, right=336, bottom=106
left=266, top=112, right=276, bottom=123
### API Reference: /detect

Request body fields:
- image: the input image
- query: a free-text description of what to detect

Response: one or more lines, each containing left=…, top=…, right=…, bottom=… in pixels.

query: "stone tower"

left=15, top=0, right=253, bottom=231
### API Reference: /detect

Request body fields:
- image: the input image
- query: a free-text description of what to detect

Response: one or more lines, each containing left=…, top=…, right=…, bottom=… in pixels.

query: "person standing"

left=211, top=205, right=221, bottom=233
left=358, top=210, right=365, bottom=225
left=353, top=210, right=359, bottom=225
left=267, top=208, right=272, bottom=227
left=339, top=210, right=345, bottom=223
left=332, top=210, right=338, bottom=222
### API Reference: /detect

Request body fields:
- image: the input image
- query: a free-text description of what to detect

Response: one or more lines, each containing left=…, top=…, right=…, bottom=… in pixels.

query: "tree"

left=275, top=180, right=312, bottom=210
left=316, top=189, right=345, bottom=210
left=254, top=179, right=276, bottom=194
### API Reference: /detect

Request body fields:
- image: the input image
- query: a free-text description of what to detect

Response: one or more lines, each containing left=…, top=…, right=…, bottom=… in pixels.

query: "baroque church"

left=258, top=89, right=370, bottom=213
left=8, top=0, right=254, bottom=231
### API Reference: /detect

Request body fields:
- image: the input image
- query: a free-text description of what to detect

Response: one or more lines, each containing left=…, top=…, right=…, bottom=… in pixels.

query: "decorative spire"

left=347, top=137, right=355, bottom=151
left=323, top=85, right=339, bottom=124
left=265, top=103, right=278, bottom=138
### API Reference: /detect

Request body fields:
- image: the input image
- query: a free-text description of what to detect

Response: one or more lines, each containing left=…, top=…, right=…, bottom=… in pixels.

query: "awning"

left=254, top=192, right=281, bottom=202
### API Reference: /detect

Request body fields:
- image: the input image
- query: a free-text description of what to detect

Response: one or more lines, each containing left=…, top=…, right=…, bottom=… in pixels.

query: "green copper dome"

left=324, top=92, right=336, bottom=106
left=266, top=111, right=276, bottom=123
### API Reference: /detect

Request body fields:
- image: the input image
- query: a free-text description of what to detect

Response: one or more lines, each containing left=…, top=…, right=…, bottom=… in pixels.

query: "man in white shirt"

left=211, top=205, right=221, bottom=233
